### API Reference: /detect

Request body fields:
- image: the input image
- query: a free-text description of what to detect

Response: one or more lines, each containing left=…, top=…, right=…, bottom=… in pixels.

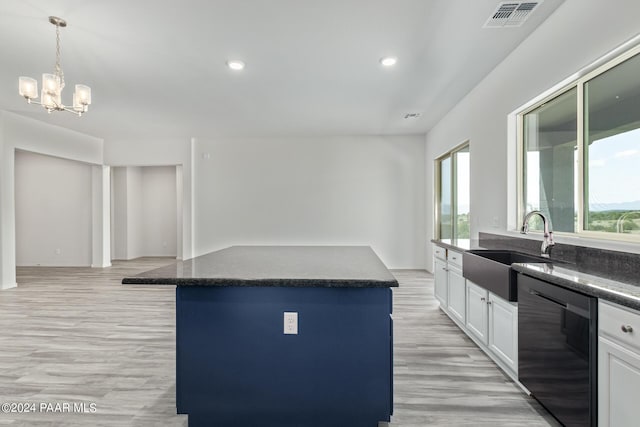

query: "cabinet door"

left=447, top=266, right=465, bottom=325
left=466, top=281, right=488, bottom=345
left=488, top=292, right=518, bottom=374
left=599, top=336, right=640, bottom=427
left=434, top=258, right=448, bottom=307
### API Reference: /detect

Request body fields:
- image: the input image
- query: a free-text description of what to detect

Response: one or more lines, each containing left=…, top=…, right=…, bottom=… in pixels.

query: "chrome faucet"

left=521, top=210, right=554, bottom=258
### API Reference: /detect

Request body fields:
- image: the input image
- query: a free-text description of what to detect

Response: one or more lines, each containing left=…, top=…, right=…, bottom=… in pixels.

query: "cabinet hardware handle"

left=621, top=325, right=634, bottom=333
left=480, top=297, right=486, bottom=301
left=452, top=257, right=457, bottom=260
left=487, top=301, right=492, bottom=305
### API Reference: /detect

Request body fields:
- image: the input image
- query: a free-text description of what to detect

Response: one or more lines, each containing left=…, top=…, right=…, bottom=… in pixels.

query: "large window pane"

left=454, top=146, right=470, bottom=238
left=436, top=144, right=470, bottom=239
left=439, top=156, right=452, bottom=239
left=584, top=53, right=640, bottom=235
left=523, top=88, right=577, bottom=232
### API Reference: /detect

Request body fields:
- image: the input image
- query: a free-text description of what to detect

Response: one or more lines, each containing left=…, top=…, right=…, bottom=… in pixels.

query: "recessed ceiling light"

left=227, top=60, right=245, bottom=71
left=380, top=56, right=398, bottom=67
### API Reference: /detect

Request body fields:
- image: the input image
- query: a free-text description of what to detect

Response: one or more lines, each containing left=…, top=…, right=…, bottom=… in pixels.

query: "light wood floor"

left=0, top=259, right=558, bottom=426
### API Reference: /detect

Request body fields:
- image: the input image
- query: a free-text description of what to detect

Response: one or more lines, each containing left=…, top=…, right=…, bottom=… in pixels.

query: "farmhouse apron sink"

left=462, top=250, right=551, bottom=301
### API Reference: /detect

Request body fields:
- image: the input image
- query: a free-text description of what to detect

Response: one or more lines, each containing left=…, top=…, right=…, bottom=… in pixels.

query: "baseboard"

left=91, top=263, right=112, bottom=268
left=1, top=282, right=18, bottom=290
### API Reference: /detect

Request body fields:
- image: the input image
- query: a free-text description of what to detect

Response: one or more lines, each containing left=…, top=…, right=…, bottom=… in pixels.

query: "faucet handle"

left=547, top=231, right=554, bottom=245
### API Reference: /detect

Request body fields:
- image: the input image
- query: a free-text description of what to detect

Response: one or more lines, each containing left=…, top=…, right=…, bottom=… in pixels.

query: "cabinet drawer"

left=434, top=245, right=447, bottom=261
left=599, top=300, right=640, bottom=352
left=448, top=250, right=463, bottom=268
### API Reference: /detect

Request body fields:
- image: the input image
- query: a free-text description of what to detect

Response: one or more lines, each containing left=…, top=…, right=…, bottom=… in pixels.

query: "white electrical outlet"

left=283, top=312, right=298, bottom=335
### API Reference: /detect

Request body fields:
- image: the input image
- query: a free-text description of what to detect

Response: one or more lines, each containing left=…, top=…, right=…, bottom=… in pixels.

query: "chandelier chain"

left=55, top=23, right=65, bottom=90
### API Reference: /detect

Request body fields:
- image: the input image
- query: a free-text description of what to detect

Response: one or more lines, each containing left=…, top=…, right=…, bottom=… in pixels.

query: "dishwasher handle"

left=530, top=289, right=566, bottom=307
left=529, top=289, right=590, bottom=318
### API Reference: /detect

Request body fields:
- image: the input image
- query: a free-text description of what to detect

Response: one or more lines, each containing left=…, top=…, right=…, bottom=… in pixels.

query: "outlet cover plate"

left=284, top=312, right=298, bottom=335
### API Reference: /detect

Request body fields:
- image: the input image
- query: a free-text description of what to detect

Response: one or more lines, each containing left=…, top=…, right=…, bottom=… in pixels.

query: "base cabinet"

left=447, top=266, right=466, bottom=325
left=465, top=280, right=518, bottom=376
left=598, top=337, right=640, bottom=427
left=466, top=281, right=488, bottom=345
left=433, top=246, right=517, bottom=380
left=434, top=258, right=448, bottom=307
left=488, top=292, right=518, bottom=373
left=598, top=301, right=640, bottom=427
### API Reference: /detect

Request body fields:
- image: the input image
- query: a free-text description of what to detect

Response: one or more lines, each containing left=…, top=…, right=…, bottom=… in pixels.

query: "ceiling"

left=0, top=0, right=565, bottom=142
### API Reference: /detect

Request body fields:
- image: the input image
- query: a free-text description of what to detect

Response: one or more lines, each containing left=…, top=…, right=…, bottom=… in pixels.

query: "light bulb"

left=19, top=77, right=38, bottom=99
left=41, top=89, right=55, bottom=109
left=380, top=57, right=398, bottom=67
left=75, top=84, right=91, bottom=105
left=226, top=60, right=245, bottom=71
left=42, top=73, right=60, bottom=93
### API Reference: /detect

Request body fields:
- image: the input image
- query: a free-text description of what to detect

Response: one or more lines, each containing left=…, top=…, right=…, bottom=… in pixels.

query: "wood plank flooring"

left=391, top=270, right=558, bottom=426
left=0, top=260, right=558, bottom=426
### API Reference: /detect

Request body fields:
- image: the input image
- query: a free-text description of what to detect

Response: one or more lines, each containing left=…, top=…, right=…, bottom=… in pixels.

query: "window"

left=436, top=143, right=470, bottom=239
left=518, top=46, right=640, bottom=241
left=522, top=88, right=577, bottom=232
left=584, top=52, right=640, bottom=235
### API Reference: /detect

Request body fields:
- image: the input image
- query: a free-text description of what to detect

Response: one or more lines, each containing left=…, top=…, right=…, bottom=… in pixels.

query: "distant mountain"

left=590, top=200, right=640, bottom=212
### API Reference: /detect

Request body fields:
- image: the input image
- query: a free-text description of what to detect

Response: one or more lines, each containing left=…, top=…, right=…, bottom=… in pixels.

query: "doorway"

left=110, top=166, right=179, bottom=260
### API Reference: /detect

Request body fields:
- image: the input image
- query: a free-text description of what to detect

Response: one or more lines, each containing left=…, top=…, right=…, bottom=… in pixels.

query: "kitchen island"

left=123, top=246, right=397, bottom=427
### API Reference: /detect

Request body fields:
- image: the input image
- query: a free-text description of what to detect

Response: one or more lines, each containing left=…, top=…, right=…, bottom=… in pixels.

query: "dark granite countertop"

left=512, top=263, right=640, bottom=311
left=432, top=236, right=640, bottom=311
left=122, top=246, right=398, bottom=288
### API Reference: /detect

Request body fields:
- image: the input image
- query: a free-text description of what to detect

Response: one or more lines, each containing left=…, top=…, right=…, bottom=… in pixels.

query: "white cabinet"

left=465, top=280, right=518, bottom=376
left=447, top=265, right=465, bottom=325
left=488, top=292, right=518, bottom=373
left=466, top=281, right=488, bottom=345
left=433, top=247, right=465, bottom=324
left=432, top=245, right=517, bottom=379
left=599, top=301, right=640, bottom=427
left=434, top=245, right=446, bottom=261
left=434, top=258, right=448, bottom=307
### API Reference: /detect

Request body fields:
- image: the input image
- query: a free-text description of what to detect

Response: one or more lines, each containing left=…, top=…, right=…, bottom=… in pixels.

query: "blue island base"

left=176, top=286, right=393, bottom=427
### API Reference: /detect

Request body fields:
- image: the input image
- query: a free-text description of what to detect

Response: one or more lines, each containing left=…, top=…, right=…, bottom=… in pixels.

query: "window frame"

left=435, top=140, right=470, bottom=240
left=516, top=43, right=640, bottom=243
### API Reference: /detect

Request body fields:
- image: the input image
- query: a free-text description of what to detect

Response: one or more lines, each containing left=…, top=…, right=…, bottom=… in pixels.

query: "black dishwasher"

left=517, top=273, right=597, bottom=427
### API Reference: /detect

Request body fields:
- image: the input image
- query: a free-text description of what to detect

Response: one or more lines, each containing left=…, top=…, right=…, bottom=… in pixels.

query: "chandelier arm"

left=26, top=99, right=44, bottom=106
left=61, top=107, right=82, bottom=117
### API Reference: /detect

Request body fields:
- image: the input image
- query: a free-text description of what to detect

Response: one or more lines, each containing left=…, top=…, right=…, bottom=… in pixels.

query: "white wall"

left=126, top=167, right=144, bottom=259
left=0, top=112, right=106, bottom=288
left=111, top=167, right=128, bottom=260
left=192, top=135, right=425, bottom=269
left=15, top=151, right=93, bottom=266
left=141, top=166, right=177, bottom=256
left=111, top=166, right=177, bottom=259
left=424, top=0, right=640, bottom=268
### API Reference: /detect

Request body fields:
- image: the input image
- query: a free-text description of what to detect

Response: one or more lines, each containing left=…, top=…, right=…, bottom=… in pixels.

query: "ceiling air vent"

left=483, top=1, right=542, bottom=28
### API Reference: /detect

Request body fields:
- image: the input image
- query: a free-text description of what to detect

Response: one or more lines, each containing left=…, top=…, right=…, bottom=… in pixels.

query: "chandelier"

left=18, top=16, right=92, bottom=117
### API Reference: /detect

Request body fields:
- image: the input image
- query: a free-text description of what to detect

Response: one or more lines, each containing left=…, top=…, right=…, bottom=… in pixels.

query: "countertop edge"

left=512, top=264, right=640, bottom=312
left=122, top=277, right=399, bottom=288
left=431, top=239, right=476, bottom=252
